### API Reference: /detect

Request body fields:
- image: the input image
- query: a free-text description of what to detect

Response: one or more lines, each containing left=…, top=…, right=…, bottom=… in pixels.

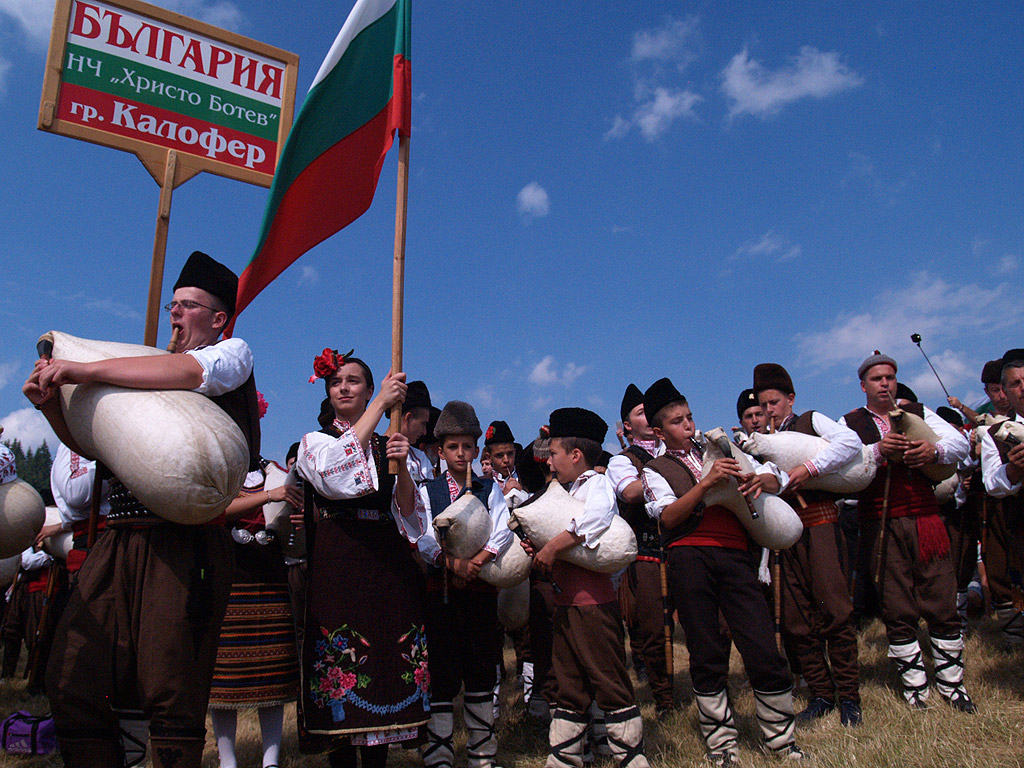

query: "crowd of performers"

left=3, top=250, right=1023, bottom=768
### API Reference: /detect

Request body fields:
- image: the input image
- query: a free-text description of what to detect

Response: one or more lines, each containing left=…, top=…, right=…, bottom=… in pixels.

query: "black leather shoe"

left=943, top=689, right=977, bottom=714
left=795, top=697, right=834, bottom=723
left=839, top=700, right=862, bottom=726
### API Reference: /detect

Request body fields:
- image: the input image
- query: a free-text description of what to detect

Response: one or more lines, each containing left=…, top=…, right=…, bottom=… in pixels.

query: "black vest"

left=424, top=474, right=495, bottom=520
left=617, top=445, right=662, bottom=558
left=644, top=454, right=705, bottom=546
left=779, top=410, right=842, bottom=505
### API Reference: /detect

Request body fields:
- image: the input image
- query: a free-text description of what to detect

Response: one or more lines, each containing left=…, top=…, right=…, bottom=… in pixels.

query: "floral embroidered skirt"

left=299, top=515, right=429, bottom=753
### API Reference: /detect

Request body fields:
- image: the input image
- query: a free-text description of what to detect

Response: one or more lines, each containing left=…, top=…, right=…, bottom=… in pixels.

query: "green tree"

left=2, top=439, right=54, bottom=505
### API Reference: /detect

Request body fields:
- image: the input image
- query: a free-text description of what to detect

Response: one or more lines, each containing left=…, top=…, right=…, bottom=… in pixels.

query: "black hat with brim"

left=405, top=381, right=431, bottom=412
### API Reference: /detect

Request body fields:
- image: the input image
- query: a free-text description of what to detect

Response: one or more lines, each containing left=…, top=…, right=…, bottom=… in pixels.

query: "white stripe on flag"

left=310, top=0, right=399, bottom=91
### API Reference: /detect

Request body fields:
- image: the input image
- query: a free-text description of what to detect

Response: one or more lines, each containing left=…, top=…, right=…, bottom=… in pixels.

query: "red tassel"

left=916, top=514, right=950, bottom=563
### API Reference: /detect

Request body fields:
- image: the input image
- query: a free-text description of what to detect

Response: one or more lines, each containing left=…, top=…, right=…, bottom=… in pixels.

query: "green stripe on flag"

left=259, top=2, right=404, bottom=201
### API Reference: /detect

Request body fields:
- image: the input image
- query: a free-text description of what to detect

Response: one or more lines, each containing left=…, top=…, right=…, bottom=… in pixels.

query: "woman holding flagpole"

left=294, top=348, right=428, bottom=768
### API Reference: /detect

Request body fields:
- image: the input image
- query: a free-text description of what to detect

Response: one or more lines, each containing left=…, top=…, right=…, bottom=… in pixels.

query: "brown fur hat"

left=434, top=400, right=482, bottom=439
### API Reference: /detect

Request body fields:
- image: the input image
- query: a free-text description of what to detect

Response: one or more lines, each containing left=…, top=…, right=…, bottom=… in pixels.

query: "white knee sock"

left=259, top=705, right=284, bottom=767
left=209, top=708, right=238, bottom=768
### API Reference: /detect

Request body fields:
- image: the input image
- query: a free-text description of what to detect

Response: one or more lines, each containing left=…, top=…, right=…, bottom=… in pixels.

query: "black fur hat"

left=642, top=378, right=685, bottom=426
left=753, top=363, right=794, bottom=397
left=173, top=251, right=238, bottom=317
left=982, top=359, right=1004, bottom=385
left=434, top=401, right=482, bottom=439
left=404, top=381, right=432, bottom=413
left=737, top=388, right=758, bottom=420
left=620, top=383, right=644, bottom=423
left=895, top=382, right=918, bottom=403
left=485, top=420, right=515, bottom=446
left=1001, top=349, right=1024, bottom=372
left=548, top=408, right=607, bottom=444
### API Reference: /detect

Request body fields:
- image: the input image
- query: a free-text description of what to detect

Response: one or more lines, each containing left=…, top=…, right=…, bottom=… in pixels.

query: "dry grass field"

left=2, top=617, right=1022, bottom=768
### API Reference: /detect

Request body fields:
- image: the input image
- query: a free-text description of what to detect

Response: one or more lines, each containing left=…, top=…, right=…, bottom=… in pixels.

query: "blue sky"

left=1, top=0, right=1022, bottom=463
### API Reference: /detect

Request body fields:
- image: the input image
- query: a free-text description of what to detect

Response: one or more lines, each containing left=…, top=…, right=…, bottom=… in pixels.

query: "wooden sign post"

left=38, top=0, right=298, bottom=345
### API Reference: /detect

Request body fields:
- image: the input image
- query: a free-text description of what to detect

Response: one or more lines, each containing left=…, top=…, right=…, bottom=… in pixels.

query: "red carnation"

left=257, top=391, right=269, bottom=419
left=309, top=347, right=356, bottom=383
left=485, top=425, right=495, bottom=441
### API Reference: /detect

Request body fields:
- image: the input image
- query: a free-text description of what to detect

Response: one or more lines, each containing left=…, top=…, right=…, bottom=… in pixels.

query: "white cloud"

left=631, top=16, right=699, bottom=66
left=528, top=356, right=588, bottom=387
left=971, top=237, right=991, bottom=258
left=735, top=230, right=801, bottom=262
left=613, top=87, right=702, bottom=141
left=298, top=264, right=320, bottom=286
left=0, top=50, right=10, bottom=93
left=722, top=45, right=862, bottom=119
left=84, top=297, right=143, bottom=320
left=531, top=396, right=551, bottom=412
left=794, top=272, right=1023, bottom=370
left=517, top=182, right=550, bottom=220
left=161, top=0, right=244, bottom=31
left=0, top=0, right=243, bottom=49
left=0, top=0, right=56, bottom=45
left=996, top=254, right=1019, bottom=275
left=0, top=360, right=18, bottom=389
left=842, top=152, right=910, bottom=204
left=904, top=349, right=974, bottom=400
left=0, top=407, right=58, bottom=451
left=608, top=16, right=702, bottom=141
left=470, top=385, right=499, bottom=410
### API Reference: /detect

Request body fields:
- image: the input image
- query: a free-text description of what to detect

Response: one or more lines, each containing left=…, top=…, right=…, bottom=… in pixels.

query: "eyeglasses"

left=164, top=299, right=219, bottom=313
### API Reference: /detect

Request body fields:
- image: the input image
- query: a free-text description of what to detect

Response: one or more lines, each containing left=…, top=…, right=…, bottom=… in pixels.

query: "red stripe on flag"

left=228, top=54, right=409, bottom=333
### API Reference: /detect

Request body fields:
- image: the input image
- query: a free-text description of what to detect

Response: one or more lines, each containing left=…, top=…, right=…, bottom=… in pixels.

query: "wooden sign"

left=38, top=0, right=298, bottom=188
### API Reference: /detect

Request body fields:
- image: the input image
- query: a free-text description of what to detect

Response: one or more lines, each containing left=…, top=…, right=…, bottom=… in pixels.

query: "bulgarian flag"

left=227, top=0, right=410, bottom=335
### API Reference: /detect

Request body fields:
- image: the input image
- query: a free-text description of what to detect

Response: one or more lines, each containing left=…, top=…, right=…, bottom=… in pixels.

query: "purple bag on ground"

left=1, top=710, right=56, bottom=755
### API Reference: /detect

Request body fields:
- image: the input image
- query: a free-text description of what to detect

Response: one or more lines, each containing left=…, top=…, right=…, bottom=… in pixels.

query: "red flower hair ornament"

left=485, top=425, right=495, bottom=441
left=257, top=391, right=269, bottom=418
left=308, top=348, right=355, bottom=383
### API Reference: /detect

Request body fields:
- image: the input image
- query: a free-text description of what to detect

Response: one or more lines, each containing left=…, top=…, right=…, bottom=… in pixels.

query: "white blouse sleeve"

left=186, top=337, right=254, bottom=396
left=484, top=482, right=514, bottom=556
left=568, top=473, right=617, bottom=548
left=981, top=429, right=1021, bottom=497
left=50, top=443, right=108, bottom=525
left=416, top=486, right=441, bottom=565
left=295, top=427, right=378, bottom=500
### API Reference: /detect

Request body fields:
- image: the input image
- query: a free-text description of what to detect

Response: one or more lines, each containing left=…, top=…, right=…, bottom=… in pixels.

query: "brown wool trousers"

left=859, top=516, right=960, bottom=643
left=626, top=560, right=674, bottom=709
left=780, top=522, right=859, bottom=702
left=551, top=602, right=636, bottom=715
left=46, top=524, right=232, bottom=766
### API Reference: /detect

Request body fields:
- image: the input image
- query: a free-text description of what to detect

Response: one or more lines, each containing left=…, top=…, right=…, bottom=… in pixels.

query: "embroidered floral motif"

left=400, top=624, right=430, bottom=696
left=311, top=624, right=430, bottom=723
left=310, top=625, right=372, bottom=721
left=68, top=452, right=88, bottom=480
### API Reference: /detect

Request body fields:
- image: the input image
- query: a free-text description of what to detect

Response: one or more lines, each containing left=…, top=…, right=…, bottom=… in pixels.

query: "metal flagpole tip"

left=910, top=333, right=922, bottom=345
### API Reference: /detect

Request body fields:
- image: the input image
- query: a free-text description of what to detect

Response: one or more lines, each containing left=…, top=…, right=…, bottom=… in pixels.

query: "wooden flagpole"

left=388, top=134, right=410, bottom=474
